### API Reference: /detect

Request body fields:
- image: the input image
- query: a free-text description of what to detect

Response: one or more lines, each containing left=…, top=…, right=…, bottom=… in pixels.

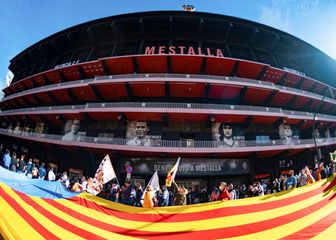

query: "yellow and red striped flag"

left=165, top=157, right=180, bottom=187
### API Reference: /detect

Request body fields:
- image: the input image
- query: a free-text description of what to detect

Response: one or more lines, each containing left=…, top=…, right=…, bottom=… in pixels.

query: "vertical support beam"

left=230, top=61, right=240, bottom=77
left=202, top=83, right=210, bottom=103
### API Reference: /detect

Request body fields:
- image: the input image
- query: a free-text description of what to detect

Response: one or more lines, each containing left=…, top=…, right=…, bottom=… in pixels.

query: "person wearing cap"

left=143, top=185, right=157, bottom=208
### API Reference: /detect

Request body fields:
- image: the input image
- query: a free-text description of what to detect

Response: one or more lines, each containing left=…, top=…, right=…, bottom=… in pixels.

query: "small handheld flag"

left=166, top=157, right=180, bottom=187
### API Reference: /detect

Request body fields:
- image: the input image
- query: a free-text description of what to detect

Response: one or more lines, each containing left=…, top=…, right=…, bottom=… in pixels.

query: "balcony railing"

left=1, top=128, right=335, bottom=149
left=2, top=73, right=335, bottom=105
left=1, top=101, right=336, bottom=122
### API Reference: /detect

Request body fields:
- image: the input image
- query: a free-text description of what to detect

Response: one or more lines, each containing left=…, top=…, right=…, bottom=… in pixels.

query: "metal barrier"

left=3, top=73, right=335, bottom=105
left=1, top=128, right=335, bottom=149
left=1, top=101, right=336, bottom=121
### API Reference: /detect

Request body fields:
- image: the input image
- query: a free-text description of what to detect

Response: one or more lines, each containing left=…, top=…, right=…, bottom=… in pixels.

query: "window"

left=256, top=135, right=270, bottom=145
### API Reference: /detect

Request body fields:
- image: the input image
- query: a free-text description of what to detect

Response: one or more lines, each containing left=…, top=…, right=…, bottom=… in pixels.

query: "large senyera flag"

left=0, top=167, right=336, bottom=239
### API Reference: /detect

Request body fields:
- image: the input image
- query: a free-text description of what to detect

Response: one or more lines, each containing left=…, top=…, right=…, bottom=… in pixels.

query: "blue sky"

left=1, top=0, right=336, bottom=91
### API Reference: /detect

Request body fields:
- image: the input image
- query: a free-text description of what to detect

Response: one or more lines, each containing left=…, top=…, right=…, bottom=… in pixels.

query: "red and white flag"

left=90, top=155, right=117, bottom=195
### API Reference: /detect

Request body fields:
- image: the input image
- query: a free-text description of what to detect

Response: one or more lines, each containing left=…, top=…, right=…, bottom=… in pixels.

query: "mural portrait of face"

left=36, top=122, right=45, bottom=134
left=135, top=121, right=149, bottom=138
left=71, top=119, right=81, bottom=134
left=222, top=124, right=233, bottom=138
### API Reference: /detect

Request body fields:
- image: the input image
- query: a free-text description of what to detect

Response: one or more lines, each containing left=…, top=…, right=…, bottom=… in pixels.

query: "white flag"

left=147, top=171, right=160, bottom=192
left=141, top=171, right=160, bottom=203
left=101, top=155, right=117, bottom=184
left=90, top=155, right=117, bottom=195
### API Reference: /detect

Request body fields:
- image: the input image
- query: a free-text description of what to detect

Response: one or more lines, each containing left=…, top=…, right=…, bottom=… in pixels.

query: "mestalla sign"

left=121, top=158, right=250, bottom=176
left=145, top=46, right=225, bottom=58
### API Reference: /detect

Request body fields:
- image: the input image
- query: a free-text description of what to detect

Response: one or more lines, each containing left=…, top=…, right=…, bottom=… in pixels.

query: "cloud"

left=259, top=0, right=319, bottom=32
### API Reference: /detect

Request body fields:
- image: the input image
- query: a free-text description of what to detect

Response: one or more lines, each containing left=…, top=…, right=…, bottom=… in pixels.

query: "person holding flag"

left=304, top=166, right=316, bottom=184
left=164, top=157, right=188, bottom=205
left=88, top=155, right=119, bottom=195
left=142, top=171, right=160, bottom=208
left=143, top=185, right=157, bottom=208
left=172, top=181, right=188, bottom=205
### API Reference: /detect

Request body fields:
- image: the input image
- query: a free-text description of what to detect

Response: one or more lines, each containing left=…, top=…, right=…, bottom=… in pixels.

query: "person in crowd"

left=60, top=171, right=69, bottom=187
left=316, top=162, right=324, bottom=181
left=2, top=148, right=11, bottom=170
left=38, top=162, right=46, bottom=179
left=48, top=167, right=56, bottom=181
left=279, top=175, right=286, bottom=191
left=62, top=119, right=81, bottom=141
left=160, top=185, right=169, bottom=207
left=254, top=182, right=264, bottom=196
left=10, top=151, right=18, bottom=172
left=79, top=176, right=88, bottom=191
left=228, top=183, right=237, bottom=199
left=200, top=187, right=209, bottom=203
left=322, top=163, right=329, bottom=178
left=142, top=185, right=157, bottom=208
left=127, top=121, right=151, bottom=146
left=135, top=182, right=143, bottom=207
left=172, top=181, right=188, bottom=205
left=17, top=155, right=26, bottom=174
left=285, top=170, right=297, bottom=190
left=247, top=185, right=255, bottom=197
left=122, top=181, right=135, bottom=205
left=210, top=187, right=218, bottom=201
left=32, top=166, right=39, bottom=179
left=217, top=182, right=231, bottom=200
left=261, top=181, right=268, bottom=194
left=169, top=190, right=175, bottom=206
left=330, top=160, right=336, bottom=175
left=239, top=184, right=247, bottom=198
left=25, top=158, right=33, bottom=178
left=71, top=179, right=83, bottom=192
left=271, top=178, right=281, bottom=193
left=109, top=183, right=121, bottom=202
left=298, top=169, right=307, bottom=187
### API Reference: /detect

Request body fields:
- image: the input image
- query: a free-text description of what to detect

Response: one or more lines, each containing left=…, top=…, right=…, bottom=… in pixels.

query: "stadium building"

left=1, top=11, right=336, bottom=187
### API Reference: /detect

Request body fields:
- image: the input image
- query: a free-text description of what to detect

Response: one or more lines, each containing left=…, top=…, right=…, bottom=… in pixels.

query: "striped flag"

left=0, top=175, right=336, bottom=239
left=165, top=157, right=180, bottom=187
left=0, top=176, right=336, bottom=240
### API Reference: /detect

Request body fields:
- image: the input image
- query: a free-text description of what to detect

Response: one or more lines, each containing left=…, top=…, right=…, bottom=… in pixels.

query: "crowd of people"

left=0, top=145, right=73, bottom=187
left=2, top=144, right=336, bottom=208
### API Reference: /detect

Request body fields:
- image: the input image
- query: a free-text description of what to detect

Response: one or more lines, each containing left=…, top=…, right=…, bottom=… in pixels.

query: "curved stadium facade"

left=1, top=11, right=336, bottom=187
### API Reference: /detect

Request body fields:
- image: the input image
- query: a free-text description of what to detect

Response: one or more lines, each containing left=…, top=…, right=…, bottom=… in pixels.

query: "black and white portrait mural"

left=62, top=119, right=81, bottom=141
left=278, top=124, right=294, bottom=145
left=126, top=121, right=161, bottom=146
left=34, top=122, right=45, bottom=134
left=212, top=122, right=245, bottom=147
